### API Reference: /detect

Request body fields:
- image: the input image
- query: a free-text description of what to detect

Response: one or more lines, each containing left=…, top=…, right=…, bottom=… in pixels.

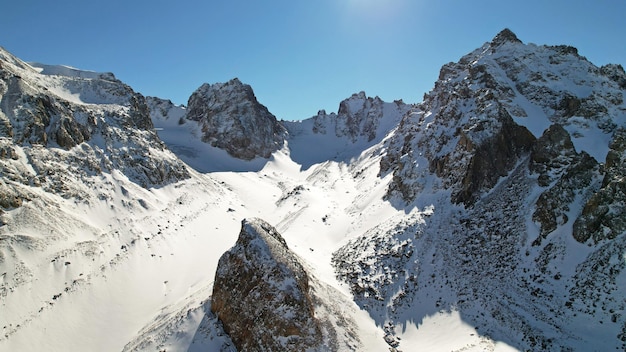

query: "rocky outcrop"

left=211, top=218, right=323, bottom=351
left=529, top=124, right=578, bottom=186
left=529, top=124, right=600, bottom=244
left=310, top=92, right=408, bottom=143
left=573, top=127, right=626, bottom=243
left=529, top=124, right=626, bottom=246
left=446, top=111, right=535, bottom=205
left=186, top=78, right=287, bottom=160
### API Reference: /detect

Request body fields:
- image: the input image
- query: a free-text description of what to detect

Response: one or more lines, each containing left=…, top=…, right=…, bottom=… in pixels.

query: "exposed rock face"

left=211, top=218, right=323, bottom=351
left=186, top=78, right=287, bottom=160
left=0, top=47, right=189, bottom=201
left=447, top=111, right=535, bottom=205
left=530, top=124, right=600, bottom=244
left=574, top=127, right=626, bottom=243
left=310, top=92, right=408, bottom=143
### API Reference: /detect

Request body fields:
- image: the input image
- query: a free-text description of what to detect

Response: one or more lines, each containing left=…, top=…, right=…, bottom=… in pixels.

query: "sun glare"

left=342, top=0, right=409, bottom=24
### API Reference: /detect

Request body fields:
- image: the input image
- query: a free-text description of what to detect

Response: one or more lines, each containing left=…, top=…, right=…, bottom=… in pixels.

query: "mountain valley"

left=1, top=29, right=625, bottom=351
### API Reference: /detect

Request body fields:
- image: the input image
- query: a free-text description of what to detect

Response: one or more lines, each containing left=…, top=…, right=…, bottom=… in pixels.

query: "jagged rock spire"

left=185, top=78, right=287, bottom=160
left=211, top=218, right=323, bottom=351
left=491, top=28, right=522, bottom=46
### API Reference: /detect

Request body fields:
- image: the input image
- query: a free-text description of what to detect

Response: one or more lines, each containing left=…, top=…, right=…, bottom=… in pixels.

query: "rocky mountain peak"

left=600, top=63, right=626, bottom=89
left=185, top=78, right=287, bottom=160
left=309, top=91, right=407, bottom=143
left=490, top=28, right=522, bottom=46
left=211, top=218, right=323, bottom=351
left=371, top=31, right=626, bottom=349
left=383, top=27, right=626, bottom=205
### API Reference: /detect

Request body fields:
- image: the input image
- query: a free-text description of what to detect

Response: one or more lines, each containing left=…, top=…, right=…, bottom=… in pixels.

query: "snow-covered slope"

left=282, top=91, right=409, bottom=169
left=0, top=45, right=198, bottom=351
left=0, top=45, right=391, bottom=352
left=352, top=28, right=626, bottom=350
left=2, top=27, right=626, bottom=352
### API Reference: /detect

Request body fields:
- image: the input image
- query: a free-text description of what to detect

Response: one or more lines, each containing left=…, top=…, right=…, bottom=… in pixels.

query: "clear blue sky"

left=2, top=0, right=625, bottom=120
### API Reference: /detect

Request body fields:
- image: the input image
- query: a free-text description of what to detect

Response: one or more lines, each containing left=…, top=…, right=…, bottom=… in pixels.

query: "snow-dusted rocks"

left=574, top=127, right=626, bottom=243
left=211, top=218, right=323, bottom=351
left=344, top=28, right=626, bottom=350
left=186, top=78, right=287, bottom=160
left=600, top=63, right=626, bottom=89
left=310, top=92, right=408, bottom=143
left=530, top=124, right=599, bottom=244
left=0, top=47, right=189, bottom=191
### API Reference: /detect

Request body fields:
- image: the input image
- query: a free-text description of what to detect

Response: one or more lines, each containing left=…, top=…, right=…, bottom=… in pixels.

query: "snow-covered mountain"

left=346, top=28, right=626, bottom=350
left=1, top=28, right=625, bottom=351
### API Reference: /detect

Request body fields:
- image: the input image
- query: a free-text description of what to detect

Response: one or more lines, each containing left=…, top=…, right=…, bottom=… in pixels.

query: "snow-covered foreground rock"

left=2, top=28, right=626, bottom=351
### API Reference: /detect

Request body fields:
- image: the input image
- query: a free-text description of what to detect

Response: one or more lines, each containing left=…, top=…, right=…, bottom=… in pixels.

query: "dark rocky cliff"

left=211, top=218, right=323, bottom=351
left=186, top=78, right=287, bottom=160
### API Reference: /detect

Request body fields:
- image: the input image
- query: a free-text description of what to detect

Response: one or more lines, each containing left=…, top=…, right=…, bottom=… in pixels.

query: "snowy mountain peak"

left=366, top=30, right=626, bottom=350
left=385, top=28, right=626, bottom=204
left=308, top=91, right=407, bottom=143
left=337, top=91, right=380, bottom=116
left=29, top=62, right=116, bottom=81
left=192, top=78, right=251, bottom=101
left=490, top=28, right=522, bottom=46
left=185, top=78, right=287, bottom=160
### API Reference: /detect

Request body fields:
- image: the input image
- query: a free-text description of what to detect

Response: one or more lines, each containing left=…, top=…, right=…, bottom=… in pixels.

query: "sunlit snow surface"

left=0, top=120, right=511, bottom=351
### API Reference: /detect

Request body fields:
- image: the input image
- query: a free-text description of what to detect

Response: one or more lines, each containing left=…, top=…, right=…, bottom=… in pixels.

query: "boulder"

left=211, top=218, right=323, bottom=351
